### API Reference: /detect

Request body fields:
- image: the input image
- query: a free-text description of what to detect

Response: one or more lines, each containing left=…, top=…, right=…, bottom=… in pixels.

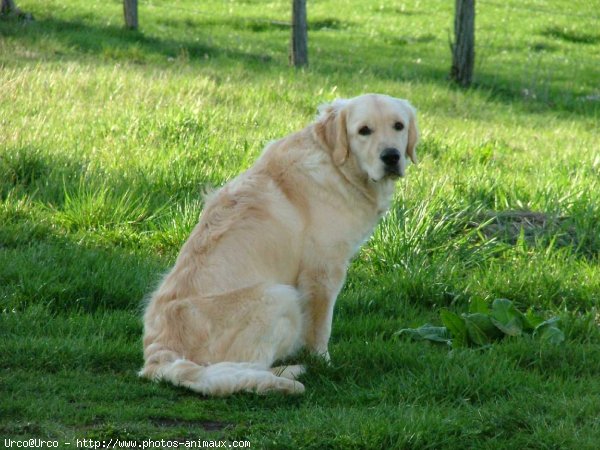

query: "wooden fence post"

left=290, top=0, right=308, bottom=67
left=123, top=0, right=138, bottom=30
left=1, top=0, right=32, bottom=19
left=450, top=0, right=475, bottom=86
left=1, top=0, right=17, bottom=15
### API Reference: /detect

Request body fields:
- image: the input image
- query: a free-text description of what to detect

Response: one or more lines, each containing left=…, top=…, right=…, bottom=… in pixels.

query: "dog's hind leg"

left=141, top=284, right=306, bottom=395
left=221, top=284, right=305, bottom=365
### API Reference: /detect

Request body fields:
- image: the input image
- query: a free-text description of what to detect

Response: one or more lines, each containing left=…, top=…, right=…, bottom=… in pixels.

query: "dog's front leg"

left=298, top=265, right=347, bottom=361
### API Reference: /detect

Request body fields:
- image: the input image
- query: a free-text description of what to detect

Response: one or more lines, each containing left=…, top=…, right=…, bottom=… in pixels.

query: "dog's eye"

left=358, top=126, right=372, bottom=136
left=394, top=121, right=405, bottom=131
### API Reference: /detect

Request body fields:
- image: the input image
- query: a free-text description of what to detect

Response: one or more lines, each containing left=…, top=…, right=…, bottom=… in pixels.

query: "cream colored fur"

left=140, top=94, right=419, bottom=396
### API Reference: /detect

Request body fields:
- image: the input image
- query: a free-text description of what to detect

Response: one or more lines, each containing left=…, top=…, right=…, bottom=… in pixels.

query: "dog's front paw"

left=311, top=348, right=331, bottom=364
left=271, top=364, right=306, bottom=380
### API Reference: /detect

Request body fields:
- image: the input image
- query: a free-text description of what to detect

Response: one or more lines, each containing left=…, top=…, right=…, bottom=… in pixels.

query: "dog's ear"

left=316, top=99, right=350, bottom=166
left=405, top=102, right=420, bottom=165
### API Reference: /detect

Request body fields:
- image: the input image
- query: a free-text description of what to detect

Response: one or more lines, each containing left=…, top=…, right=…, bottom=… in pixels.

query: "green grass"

left=1, top=0, right=600, bottom=448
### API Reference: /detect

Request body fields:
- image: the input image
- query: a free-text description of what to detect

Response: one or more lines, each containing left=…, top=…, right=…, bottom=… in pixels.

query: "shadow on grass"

left=1, top=150, right=173, bottom=316
left=0, top=215, right=167, bottom=314
left=541, top=26, right=600, bottom=45
left=1, top=16, right=274, bottom=65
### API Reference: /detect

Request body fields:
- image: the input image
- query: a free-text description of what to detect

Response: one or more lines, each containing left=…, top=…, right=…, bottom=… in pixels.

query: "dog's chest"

left=307, top=201, right=380, bottom=262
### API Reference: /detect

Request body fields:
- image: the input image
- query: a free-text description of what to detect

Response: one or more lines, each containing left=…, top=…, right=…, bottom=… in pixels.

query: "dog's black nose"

left=380, top=148, right=400, bottom=166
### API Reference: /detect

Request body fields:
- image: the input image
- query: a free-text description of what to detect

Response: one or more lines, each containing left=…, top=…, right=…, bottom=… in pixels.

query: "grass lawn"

left=1, top=0, right=600, bottom=448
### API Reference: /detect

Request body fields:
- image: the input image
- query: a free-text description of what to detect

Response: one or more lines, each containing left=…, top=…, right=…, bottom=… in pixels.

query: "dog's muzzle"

left=380, top=148, right=403, bottom=178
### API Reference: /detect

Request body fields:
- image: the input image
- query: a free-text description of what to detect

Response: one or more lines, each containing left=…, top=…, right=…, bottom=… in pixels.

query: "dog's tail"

left=139, top=348, right=305, bottom=396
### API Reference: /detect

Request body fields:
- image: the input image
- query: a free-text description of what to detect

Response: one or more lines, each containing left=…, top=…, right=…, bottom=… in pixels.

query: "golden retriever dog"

left=140, top=94, right=419, bottom=395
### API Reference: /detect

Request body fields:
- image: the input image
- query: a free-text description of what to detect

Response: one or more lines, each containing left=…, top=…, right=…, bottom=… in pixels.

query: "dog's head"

left=316, top=94, right=419, bottom=182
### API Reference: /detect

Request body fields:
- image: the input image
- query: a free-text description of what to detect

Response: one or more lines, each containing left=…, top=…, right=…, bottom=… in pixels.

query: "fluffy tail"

left=139, top=350, right=305, bottom=396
